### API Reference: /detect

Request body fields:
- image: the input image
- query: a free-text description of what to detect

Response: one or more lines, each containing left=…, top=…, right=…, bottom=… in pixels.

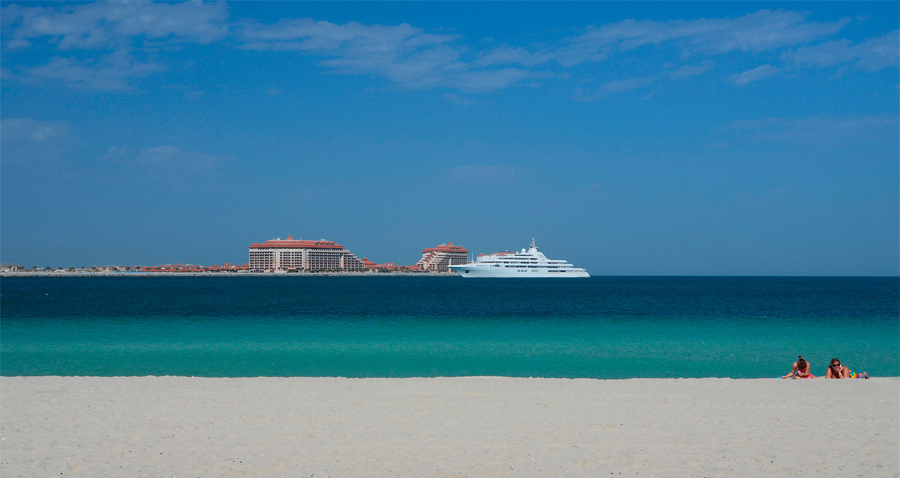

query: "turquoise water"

left=2, top=276, right=897, bottom=378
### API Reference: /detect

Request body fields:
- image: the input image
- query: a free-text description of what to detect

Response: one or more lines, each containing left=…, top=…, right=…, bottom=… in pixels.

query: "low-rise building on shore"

left=360, top=258, right=422, bottom=272
left=140, top=263, right=249, bottom=273
left=2, top=264, right=251, bottom=273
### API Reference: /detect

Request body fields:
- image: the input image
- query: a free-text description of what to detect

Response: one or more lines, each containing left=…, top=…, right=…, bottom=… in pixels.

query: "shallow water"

left=2, top=276, right=897, bottom=378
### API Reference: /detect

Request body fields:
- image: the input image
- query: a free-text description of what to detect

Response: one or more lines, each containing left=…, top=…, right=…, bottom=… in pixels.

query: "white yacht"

left=449, top=239, right=589, bottom=278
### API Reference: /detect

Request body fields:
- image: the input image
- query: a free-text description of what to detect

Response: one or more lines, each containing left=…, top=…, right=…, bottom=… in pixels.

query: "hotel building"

left=248, top=236, right=366, bottom=272
left=415, top=242, right=469, bottom=272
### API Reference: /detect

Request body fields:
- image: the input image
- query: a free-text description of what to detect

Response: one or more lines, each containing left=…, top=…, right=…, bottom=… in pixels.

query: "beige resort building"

left=415, top=242, right=469, bottom=272
left=249, top=236, right=366, bottom=272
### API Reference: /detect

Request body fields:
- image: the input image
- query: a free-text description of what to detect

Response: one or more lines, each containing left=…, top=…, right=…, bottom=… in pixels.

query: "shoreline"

left=3, top=376, right=897, bottom=477
left=3, top=374, right=899, bottom=379
left=0, top=271, right=459, bottom=277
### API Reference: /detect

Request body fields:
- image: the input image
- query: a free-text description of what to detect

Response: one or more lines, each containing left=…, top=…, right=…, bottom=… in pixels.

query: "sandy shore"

left=2, top=377, right=897, bottom=477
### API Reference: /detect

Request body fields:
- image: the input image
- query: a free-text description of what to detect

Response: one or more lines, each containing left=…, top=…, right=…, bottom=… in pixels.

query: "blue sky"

left=1, top=1, right=898, bottom=275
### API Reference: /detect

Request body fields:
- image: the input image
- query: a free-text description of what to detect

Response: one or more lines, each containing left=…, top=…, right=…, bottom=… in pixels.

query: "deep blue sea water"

left=2, top=276, right=897, bottom=379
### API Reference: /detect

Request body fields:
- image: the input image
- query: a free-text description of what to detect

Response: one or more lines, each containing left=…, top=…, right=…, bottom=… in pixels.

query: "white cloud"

left=783, top=30, right=899, bottom=72
left=1, top=117, right=71, bottom=141
left=136, top=145, right=227, bottom=170
left=597, top=76, right=653, bottom=95
left=2, top=0, right=229, bottom=50
left=575, top=76, right=653, bottom=101
left=0, top=117, right=73, bottom=163
left=25, top=50, right=163, bottom=91
left=239, top=18, right=456, bottom=51
left=728, top=64, right=779, bottom=86
left=446, top=165, right=524, bottom=184
left=235, top=11, right=884, bottom=93
left=474, top=46, right=554, bottom=67
left=442, top=93, right=474, bottom=106
left=552, top=10, right=847, bottom=67
left=104, top=144, right=229, bottom=173
left=727, top=114, right=900, bottom=142
left=1, top=4, right=887, bottom=98
left=668, top=63, right=714, bottom=80
left=3, top=1, right=225, bottom=92
left=238, top=18, right=538, bottom=92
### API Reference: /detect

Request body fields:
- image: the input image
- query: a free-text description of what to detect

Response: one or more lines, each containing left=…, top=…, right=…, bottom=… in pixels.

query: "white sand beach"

left=2, top=377, right=897, bottom=477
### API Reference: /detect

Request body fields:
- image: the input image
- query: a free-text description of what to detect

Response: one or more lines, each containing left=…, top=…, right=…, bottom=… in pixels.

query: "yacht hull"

left=449, top=265, right=589, bottom=278
left=450, top=239, right=589, bottom=278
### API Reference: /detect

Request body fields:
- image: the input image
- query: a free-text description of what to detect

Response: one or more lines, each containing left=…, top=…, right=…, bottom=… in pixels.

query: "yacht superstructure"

left=449, top=239, right=589, bottom=278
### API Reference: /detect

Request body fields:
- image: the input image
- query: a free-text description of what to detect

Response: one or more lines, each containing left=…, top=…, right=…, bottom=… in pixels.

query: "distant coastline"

left=0, top=271, right=458, bottom=277
left=1, top=238, right=471, bottom=275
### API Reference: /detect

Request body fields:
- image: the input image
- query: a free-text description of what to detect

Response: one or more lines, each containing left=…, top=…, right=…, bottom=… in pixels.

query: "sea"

left=2, top=276, right=897, bottom=379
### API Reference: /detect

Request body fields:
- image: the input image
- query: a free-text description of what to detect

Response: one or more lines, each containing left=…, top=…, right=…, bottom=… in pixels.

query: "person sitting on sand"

left=824, top=358, right=869, bottom=379
left=781, top=355, right=816, bottom=379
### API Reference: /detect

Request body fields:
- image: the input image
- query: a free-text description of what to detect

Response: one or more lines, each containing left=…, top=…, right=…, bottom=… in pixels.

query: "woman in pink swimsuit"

left=781, top=355, right=816, bottom=379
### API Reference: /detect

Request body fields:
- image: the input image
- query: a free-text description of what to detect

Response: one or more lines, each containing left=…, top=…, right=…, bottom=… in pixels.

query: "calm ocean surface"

left=2, top=276, right=897, bottom=379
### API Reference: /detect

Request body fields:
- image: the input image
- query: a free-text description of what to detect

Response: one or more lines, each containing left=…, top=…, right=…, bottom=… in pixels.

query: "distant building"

left=415, top=242, right=469, bottom=272
left=207, top=263, right=249, bottom=272
left=0, top=264, right=25, bottom=272
left=248, top=235, right=366, bottom=272
left=141, top=263, right=249, bottom=273
left=361, top=258, right=419, bottom=272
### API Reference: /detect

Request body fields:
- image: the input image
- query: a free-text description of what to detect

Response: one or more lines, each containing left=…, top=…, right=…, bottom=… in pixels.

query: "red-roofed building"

left=360, top=257, right=420, bottom=272
left=248, top=235, right=366, bottom=272
left=415, top=241, right=469, bottom=272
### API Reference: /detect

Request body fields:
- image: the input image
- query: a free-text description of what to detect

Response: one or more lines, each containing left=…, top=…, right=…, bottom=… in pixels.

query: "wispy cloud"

left=728, top=114, right=900, bottom=142
left=442, top=93, right=475, bottom=106
left=1, top=117, right=71, bottom=141
left=238, top=18, right=538, bottom=92
left=2, top=0, right=229, bottom=50
left=0, top=117, right=73, bottom=163
left=1, top=3, right=892, bottom=98
left=446, top=165, right=525, bottom=185
left=783, top=30, right=900, bottom=72
left=575, top=76, right=654, bottom=101
left=3, top=1, right=224, bottom=92
left=728, top=64, right=779, bottom=86
left=474, top=46, right=555, bottom=68
left=25, top=50, right=163, bottom=92
left=135, top=145, right=227, bottom=170
left=550, top=10, right=848, bottom=67
left=668, top=63, right=714, bottom=80
left=597, top=76, right=654, bottom=95
left=104, top=144, right=229, bottom=172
